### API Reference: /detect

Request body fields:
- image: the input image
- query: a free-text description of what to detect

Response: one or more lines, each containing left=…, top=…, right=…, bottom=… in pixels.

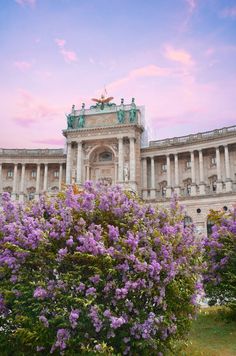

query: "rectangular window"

left=161, top=164, right=167, bottom=172
left=186, top=161, right=191, bottom=169
left=7, top=170, right=13, bottom=178
left=31, top=171, right=36, bottom=178
left=211, top=157, right=216, bottom=166
left=54, top=171, right=59, bottom=178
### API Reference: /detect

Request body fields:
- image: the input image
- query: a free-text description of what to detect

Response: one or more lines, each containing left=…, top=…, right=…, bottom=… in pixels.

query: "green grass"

left=179, top=307, right=236, bottom=356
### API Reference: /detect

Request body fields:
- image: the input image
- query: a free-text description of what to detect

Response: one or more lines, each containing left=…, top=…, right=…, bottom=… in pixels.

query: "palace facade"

left=1, top=98, right=236, bottom=234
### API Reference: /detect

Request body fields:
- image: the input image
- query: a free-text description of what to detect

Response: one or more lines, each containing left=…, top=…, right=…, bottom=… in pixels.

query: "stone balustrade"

left=141, top=143, right=235, bottom=200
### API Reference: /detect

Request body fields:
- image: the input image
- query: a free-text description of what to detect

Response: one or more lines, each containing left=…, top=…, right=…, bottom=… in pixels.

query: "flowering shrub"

left=0, top=183, right=203, bottom=355
left=204, top=209, right=236, bottom=313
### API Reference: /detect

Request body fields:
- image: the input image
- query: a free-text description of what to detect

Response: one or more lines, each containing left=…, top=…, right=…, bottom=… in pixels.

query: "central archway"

left=88, top=146, right=116, bottom=185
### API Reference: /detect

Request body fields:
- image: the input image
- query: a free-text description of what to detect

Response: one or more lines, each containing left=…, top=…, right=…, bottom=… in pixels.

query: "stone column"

left=12, top=164, right=18, bottom=200
left=114, top=162, right=117, bottom=184
left=59, top=163, right=63, bottom=190
left=19, top=164, right=25, bottom=202
left=76, top=141, right=82, bottom=185
left=190, top=151, right=196, bottom=196
left=142, top=158, right=148, bottom=199
left=174, top=154, right=180, bottom=195
left=66, top=141, right=72, bottom=184
left=199, top=150, right=205, bottom=195
left=150, top=156, right=156, bottom=199
left=224, top=145, right=232, bottom=192
left=43, top=164, right=48, bottom=192
left=166, top=154, right=172, bottom=198
left=86, top=165, right=90, bottom=181
left=216, top=147, right=222, bottom=192
left=35, top=164, right=41, bottom=198
left=118, top=137, right=124, bottom=182
left=0, top=163, right=2, bottom=194
left=129, top=137, right=136, bottom=184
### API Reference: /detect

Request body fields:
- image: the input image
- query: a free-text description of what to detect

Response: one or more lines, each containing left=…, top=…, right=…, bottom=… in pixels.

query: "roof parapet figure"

left=91, top=91, right=115, bottom=110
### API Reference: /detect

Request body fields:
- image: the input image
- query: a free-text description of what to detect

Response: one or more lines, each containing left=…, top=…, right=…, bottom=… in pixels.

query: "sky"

left=1, top=0, right=236, bottom=148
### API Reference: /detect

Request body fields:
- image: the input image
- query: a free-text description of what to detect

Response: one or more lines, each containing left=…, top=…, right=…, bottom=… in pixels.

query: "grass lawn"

left=179, top=307, right=236, bottom=356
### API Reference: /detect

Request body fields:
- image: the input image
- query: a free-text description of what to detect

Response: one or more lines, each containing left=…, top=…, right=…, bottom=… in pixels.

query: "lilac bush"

left=204, top=209, right=236, bottom=313
left=0, top=183, right=203, bottom=355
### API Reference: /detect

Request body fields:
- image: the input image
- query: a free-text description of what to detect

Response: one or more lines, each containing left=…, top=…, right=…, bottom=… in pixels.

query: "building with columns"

left=1, top=97, right=236, bottom=234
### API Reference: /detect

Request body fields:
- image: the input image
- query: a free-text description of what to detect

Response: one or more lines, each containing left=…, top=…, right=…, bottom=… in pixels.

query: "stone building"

left=1, top=97, right=236, bottom=234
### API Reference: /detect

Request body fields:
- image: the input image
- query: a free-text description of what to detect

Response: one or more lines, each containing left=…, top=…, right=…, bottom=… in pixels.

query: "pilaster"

left=76, top=141, right=82, bottom=185
left=66, top=141, right=72, bottom=184
left=43, top=164, right=48, bottom=192
left=59, top=163, right=63, bottom=190
left=118, top=137, right=124, bottom=183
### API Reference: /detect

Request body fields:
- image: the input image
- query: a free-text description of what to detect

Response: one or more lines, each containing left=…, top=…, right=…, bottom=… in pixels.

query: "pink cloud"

left=60, top=49, right=78, bottom=63
left=14, top=61, right=32, bottom=71
left=13, top=117, right=36, bottom=127
left=32, top=138, right=64, bottom=145
left=185, top=0, right=197, bottom=12
left=12, top=89, right=60, bottom=127
left=15, top=0, right=36, bottom=6
left=55, top=38, right=66, bottom=48
left=54, top=38, right=78, bottom=63
left=164, top=45, right=195, bottom=66
left=221, top=6, right=236, bottom=18
left=107, top=64, right=170, bottom=91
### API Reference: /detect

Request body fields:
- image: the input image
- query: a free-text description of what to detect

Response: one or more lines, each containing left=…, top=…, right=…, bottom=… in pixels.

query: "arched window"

left=27, top=186, right=36, bottom=201
left=207, top=218, right=214, bottom=236
left=99, top=151, right=112, bottom=162
left=3, top=186, right=12, bottom=196
left=184, top=216, right=192, bottom=227
left=51, top=186, right=59, bottom=192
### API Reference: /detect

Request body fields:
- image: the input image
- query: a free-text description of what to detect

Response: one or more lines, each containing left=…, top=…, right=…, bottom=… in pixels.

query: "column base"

left=174, top=186, right=180, bottom=196
left=142, top=190, right=148, bottom=200
left=216, top=181, right=223, bottom=193
left=191, top=184, right=197, bottom=196
left=12, top=193, right=17, bottom=201
left=126, top=181, right=137, bottom=192
left=19, top=194, right=25, bottom=202
left=199, top=183, right=206, bottom=195
left=225, top=180, right=232, bottom=192
left=150, top=189, right=156, bottom=199
left=166, top=187, right=172, bottom=198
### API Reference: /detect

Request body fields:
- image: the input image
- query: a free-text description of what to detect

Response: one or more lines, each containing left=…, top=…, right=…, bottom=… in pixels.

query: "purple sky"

left=1, top=0, right=236, bottom=148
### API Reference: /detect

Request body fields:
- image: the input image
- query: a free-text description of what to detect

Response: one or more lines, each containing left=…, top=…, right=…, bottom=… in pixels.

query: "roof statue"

left=91, top=89, right=115, bottom=110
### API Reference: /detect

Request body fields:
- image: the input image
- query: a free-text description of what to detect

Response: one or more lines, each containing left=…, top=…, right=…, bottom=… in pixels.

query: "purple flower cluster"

left=0, top=184, right=203, bottom=355
left=50, top=328, right=70, bottom=354
left=69, top=309, right=80, bottom=329
left=204, top=209, right=236, bottom=309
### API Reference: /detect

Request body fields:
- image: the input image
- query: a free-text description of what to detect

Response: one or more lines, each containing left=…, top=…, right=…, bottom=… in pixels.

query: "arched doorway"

left=89, top=147, right=116, bottom=185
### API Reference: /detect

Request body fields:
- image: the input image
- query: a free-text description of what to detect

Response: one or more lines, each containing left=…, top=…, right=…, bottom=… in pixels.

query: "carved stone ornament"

left=83, top=144, right=93, bottom=156
left=111, top=143, right=118, bottom=152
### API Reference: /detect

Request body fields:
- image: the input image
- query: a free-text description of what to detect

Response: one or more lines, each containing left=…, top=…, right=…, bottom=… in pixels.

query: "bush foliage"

left=204, top=209, right=236, bottom=314
left=0, top=183, right=203, bottom=355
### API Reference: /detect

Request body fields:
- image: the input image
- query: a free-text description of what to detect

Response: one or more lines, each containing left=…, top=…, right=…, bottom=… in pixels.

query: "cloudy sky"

left=1, top=0, right=236, bottom=148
